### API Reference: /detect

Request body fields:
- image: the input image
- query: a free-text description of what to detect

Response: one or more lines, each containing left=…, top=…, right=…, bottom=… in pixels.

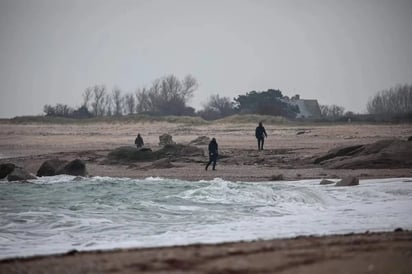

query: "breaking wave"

left=1, top=176, right=411, bottom=259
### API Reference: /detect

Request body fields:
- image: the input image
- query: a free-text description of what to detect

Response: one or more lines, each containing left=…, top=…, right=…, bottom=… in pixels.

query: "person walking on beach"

left=255, top=122, right=267, bottom=151
left=205, top=138, right=218, bottom=171
left=135, top=133, right=144, bottom=150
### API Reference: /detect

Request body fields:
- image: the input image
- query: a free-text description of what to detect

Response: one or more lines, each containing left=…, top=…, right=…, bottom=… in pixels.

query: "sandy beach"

left=1, top=121, right=412, bottom=273
left=1, top=122, right=411, bottom=181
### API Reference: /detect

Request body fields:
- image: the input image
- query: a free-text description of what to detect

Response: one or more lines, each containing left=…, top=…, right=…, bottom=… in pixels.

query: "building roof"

left=294, top=99, right=322, bottom=118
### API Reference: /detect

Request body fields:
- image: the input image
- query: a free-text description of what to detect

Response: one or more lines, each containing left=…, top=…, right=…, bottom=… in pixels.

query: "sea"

left=1, top=176, right=412, bottom=259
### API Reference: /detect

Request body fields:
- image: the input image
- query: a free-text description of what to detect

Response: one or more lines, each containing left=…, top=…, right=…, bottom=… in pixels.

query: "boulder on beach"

left=0, top=163, right=16, bottom=179
left=56, top=159, right=87, bottom=176
left=320, top=179, right=335, bottom=185
left=314, top=139, right=412, bottom=169
left=7, top=167, right=37, bottom=182
left=335, top=176, right=359, bottom=186
left=37, top=159, right=87, bottom=177
left=189, top=136, right=211, bottom=146
left=37, top=159, right=68, bottom=176
left=159, top=134, right=175, bottom=146
left=108, top=144, right=204, bottom=163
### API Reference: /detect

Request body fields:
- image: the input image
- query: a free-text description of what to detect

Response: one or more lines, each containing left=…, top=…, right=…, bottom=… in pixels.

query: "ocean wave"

left=1, top=177, right=411, bottom=259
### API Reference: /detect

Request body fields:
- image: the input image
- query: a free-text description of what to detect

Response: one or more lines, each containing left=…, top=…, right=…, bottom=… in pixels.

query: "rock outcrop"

left=37, top=159, right=68, bottom=176
left=0, top=163, right=16, bottom=179
left=7, top=167, right=37, bottom=182
left=335, top=176, right=359, bottom=186
left=159, top=134, right=175, bottom=146
left=57, top=159, right=87, bottom=176
left=37, top=159, right=87, bottom=177
left=320, top=179, right=335, bottom=185
left=108, top=144, right=204, bottom=163
left=314, top=139, right=412, bottom=169
left=189, top=136, right=210, bottom=146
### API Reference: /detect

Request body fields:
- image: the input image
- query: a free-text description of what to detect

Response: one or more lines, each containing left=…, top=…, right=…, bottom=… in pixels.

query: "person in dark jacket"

left=205, top=138, right=218, bottom=170
left=255, top=122, right=267, bottom=151
left=135, top=133, right=144, bottom=150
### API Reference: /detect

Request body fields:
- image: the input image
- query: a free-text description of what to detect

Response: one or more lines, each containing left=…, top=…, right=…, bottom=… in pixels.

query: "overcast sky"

left=0, top=0, right=411, bottom=118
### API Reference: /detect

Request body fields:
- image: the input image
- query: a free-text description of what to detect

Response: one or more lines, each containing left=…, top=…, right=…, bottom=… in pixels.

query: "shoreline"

left=1, top=230, right=411, bottom=273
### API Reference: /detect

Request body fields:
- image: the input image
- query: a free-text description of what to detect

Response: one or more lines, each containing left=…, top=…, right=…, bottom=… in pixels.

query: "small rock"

left=270, top=174, right=284, bottom=181
left=335, top=176, right=359, bottom=186
left=320, top=179, right=334, bottom=185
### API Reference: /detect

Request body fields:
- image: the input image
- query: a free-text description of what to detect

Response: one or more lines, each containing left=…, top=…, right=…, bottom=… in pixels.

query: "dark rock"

left=320, top=179, right=334, bottom=185
left=394, top=227, right=403, bottom=232
left=314, top=139, right=412, bottom=169
left=296, top=131, right=305, bottom=135
left=7, top=167, right=37, bottom=181
left=159, top=134, right=175, bottom=146
left=408, top=136, right=412, bottom=141
left=108, top=144, right=204, bottom=163
left=189, top=136, right=210, bottom=146
left=335, top=176, right=359, bottom=186
left=0, top=163, right=16, bottom=179
left=149, top=158, right=174, bottom=169
left=66, top=249, right=78, bottom=255
left=270, top=174, right=284, bottom=181
left=56, top=159, right=87, bottom=176
left=314, top=145, right=364, bottom=164
left=37, top=159, right=68, bottom=176
left=37, top=159, right=87, bottom=177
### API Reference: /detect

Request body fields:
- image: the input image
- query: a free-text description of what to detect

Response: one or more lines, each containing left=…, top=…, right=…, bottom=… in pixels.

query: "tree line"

left=43, top=75, right=412, bottom=121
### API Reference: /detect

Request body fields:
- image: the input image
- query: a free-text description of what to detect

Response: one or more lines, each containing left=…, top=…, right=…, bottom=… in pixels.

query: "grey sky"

left=0, top=0, right=411, bottom=118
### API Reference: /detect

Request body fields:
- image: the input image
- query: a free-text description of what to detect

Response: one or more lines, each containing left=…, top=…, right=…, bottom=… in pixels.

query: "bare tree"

left=367, top=84, right=412, bottom=116
left=82, top=87, right=92, bottom=110
left=91, top=85, right=106, bottom=117
left=202, top=94, right=234, bottom=117
left=112, top=87, right=123, bottom=116
left=320, top=104, right=345, bottom=118
left=181, top=74, right=198, bottom=99
left=124, top=93, right=135, bottom=115
left=104, top=94, right=113, bottom=116
left=135, top=87, right=152, bottom=113
left=154, top=74, right=198, bottom=115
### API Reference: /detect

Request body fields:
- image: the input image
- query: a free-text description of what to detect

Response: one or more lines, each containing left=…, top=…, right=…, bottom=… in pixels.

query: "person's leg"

left=261, top=138, right=264, bottom=150
left=212, top=156, right=217, bottom=170
left=205, top=159, right=211, bottom=170
left=257, top=139, right=261, bottom=150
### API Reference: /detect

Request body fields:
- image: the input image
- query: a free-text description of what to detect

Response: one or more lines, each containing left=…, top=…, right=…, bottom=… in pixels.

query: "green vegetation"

left=233, top=89, right=299, bottom=118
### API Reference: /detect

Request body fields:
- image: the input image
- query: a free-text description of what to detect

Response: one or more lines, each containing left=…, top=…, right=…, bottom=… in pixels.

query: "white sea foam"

left=0, top=177, right=411, bottom=259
